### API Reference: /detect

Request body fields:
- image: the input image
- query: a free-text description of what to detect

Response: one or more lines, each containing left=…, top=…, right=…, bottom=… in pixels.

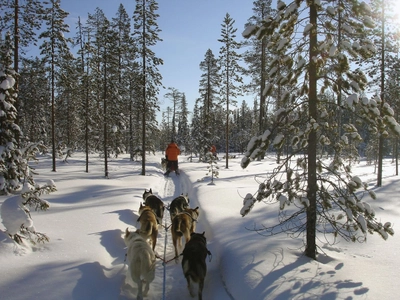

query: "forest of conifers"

left=1, top=0, right=399, bottom=175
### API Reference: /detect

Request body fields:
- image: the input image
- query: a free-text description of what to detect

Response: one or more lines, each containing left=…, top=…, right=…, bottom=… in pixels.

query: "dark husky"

left=142, top=189, right=165, bottom=225
left=169, top=194, right=190, bottom=221
left=182, top=232, right=209, bottom=300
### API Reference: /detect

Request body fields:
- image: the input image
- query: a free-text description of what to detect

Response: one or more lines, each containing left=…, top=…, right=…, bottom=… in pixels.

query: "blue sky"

left=60, top=0, right=256, bottom=121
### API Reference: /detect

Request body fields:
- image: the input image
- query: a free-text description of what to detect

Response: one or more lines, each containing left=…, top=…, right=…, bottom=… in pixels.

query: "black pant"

left=167, top=160, right=178, bottom=172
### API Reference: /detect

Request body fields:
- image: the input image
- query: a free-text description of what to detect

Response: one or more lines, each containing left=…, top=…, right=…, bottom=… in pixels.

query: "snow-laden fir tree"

left=0, top=33, right=56, bottom=245
left=240, top=0, right=399, bottom=259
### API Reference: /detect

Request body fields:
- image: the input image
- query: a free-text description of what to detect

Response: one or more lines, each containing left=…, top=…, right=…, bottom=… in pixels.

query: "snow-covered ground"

left=1, top=151, right=399, bottom=299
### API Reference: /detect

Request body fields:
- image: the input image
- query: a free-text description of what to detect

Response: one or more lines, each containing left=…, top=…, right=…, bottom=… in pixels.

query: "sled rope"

left=161, top=211, right=170, bottom=300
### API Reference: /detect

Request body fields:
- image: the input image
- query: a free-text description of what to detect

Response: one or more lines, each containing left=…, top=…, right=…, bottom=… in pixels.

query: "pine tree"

left=132, top=0, right=163, bottom=175
left=241, top=0, right=399, bottom=260
left=38, top=0, right=72, bottom=172
left=218, top=13, right=244, bottom=169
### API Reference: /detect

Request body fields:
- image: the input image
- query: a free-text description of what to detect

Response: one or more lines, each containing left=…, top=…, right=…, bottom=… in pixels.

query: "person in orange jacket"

left=210, top=145, right=217, bottom=158
left=165, top=140, right=180, bottom=175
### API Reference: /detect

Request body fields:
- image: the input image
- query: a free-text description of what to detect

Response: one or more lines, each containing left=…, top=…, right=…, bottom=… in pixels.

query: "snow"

left=303, top=23, right=313, bottom=35
left=242, top=25, right=257, bottom=38
left=1, top=151, right=400, bottom=299
left=1, top=195, right=34, bottom=235
left=0, top=75, right=15, bottom=90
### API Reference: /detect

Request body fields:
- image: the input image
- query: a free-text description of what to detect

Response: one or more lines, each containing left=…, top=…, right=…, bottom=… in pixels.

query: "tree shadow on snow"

left=64, top=261, right=124, bottom=300
left=240, top=250, right=368, bottom=300
left=106, top=209, right=138, bottom=227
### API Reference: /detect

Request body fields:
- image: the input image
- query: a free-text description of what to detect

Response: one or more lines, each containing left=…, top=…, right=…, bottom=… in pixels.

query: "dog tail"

left=175, top=218, right=183, bottom=237
left=141, top=221, right=153, bottom=236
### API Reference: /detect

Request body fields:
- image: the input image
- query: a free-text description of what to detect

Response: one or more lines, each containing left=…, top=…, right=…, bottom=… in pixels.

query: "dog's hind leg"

left=186, top=275, right=195, bottom=298
left=136, top=280, right=144, bottom=300
left=131, top=272, right=143, bottom=300
left=143, top=266, right=155, bottom=296
left=172, top=233, right=180, bottom=262
left=151, top=227, right=158, bottom=251
left=199, top=278, right=204, bottom=300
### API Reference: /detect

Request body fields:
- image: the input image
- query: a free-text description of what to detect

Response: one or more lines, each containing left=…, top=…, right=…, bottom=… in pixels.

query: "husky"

left=124, top=228, right=156, bottom=300
left=169, top=194, right=190, bottom=221
left=161, top=157, right=167, bottom=170
left=171, top=207, right=199, bottom=260
left=182, top=232, right=209, bottom=300
left=137, top=203, right=158, bottom=251
left=142, top=189, right=165, bottom=224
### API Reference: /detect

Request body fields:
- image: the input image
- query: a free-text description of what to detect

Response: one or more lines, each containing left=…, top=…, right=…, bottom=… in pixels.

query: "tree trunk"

left=377, top=2, right=385, bottom=187
left=51, top=36, right=56, bottom=172
left=305, top=1, right=318, bottom=260
left=14, top=0, right=20, bottom=139
left=103, top=49, right=108, bottom=178
left=140, top=0, right=146, bottom=176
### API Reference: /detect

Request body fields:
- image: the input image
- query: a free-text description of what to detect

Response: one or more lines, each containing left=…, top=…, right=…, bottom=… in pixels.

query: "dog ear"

left=202, top=231, right=205, bottom=236
left=149, top=188, right=152, bottom=194
left=125, top=227, right=130, bottom=236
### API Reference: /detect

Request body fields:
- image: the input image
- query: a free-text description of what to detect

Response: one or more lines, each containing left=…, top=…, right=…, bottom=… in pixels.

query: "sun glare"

left=389, top=1, right=400, bottom=23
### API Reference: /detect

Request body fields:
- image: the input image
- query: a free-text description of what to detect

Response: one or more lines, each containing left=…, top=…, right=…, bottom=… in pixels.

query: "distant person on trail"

left=210, top=145, right=217, bottom=158
left=164, top=140, right=180, bottom=176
